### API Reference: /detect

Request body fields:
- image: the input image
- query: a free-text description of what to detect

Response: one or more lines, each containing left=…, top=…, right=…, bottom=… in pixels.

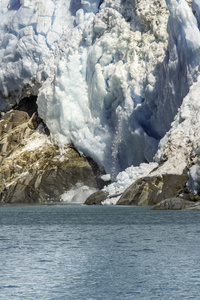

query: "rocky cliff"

left=0, top=100, right=99, bottom=203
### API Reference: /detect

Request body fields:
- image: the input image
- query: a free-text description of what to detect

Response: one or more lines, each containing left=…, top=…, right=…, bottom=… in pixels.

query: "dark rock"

left=28, top=112, right=42, bottom=130
left=0, top=173, right=43, bottom=204
left=177, top=190, right=200, bottom=202
left=117, top=173, right=188, bottom=206
left=0, top=110, right=31, bottom=159
left=84, top=190, right=109, bottom=205
left=0, top=108, right=99, bottom=204
left=152, top=198, right=196, bottom=210
left=1, top=163, right=98, bottom=204
left=86, top=156, right=107, bottom=189
left=14, top=96, right=38, bottom=117
left=0, top=110, right=29, bottom=135
left=186, top=203, right=200, bottom=210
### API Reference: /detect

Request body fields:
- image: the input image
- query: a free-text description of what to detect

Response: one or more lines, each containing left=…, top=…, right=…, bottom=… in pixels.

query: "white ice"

left=60, top=183, right=97, bottom=204
left=37, top=0, right=169, bottom=177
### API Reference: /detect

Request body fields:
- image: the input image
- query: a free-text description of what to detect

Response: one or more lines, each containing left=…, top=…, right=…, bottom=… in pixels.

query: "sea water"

left=1, top=205, right=200, bottom=299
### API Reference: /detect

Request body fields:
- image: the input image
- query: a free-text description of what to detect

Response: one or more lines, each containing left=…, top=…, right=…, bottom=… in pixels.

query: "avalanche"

left=1, top=0, right=200, bottom=195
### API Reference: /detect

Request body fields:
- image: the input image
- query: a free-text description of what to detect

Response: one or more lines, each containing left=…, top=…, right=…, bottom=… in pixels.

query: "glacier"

left=37, top=0, right=170, bottom=179
left=1, top=0, right=200, bottom=194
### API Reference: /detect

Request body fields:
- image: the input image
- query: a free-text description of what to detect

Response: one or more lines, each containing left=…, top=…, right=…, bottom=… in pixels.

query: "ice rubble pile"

left=1, top=0, right=200, bottom=193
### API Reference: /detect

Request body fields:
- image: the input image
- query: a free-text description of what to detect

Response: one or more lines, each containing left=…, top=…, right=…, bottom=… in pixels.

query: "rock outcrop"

left=117, top=173, right=188, bottom=206
left=152, top=197, right=196, bottom=210
left=84, top=190, right=109, bottom=205
left=0, top=107, right=99, bottom=204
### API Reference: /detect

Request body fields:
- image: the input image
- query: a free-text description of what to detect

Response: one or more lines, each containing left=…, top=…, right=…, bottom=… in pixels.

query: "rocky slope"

left=0, top=102, right=99, bottom=204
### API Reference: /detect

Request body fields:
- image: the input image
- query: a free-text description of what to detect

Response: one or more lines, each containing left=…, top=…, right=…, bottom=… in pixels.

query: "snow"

left=1, top=0, right=200, bottom=196
left=103, top=162, right=158, bottom=196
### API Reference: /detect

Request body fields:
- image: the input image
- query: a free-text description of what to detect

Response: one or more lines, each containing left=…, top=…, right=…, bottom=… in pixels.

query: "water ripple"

left=0, top=205, right=200, bottom=299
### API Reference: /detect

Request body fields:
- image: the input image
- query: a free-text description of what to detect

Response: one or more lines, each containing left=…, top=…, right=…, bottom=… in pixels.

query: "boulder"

left=152, top=198, right=196, bottom=210
left=117, top=173, right=188, bottom=206
left=84, top=190, right=109, bottom=205
left=186, top=202, right=200, bottom=210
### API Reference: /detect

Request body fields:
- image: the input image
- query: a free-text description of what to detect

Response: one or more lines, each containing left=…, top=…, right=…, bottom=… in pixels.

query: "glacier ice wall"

left=149, top=0, right=200, bottom=138
left=0, top=0, right=75, bottom=110
left=37, top=0, right=169, bottom=177
left=1, top=0, right=200, bottom=179
left=153, top=0, right=200, bottom=193
left=155, top=0, right=200, bottom=159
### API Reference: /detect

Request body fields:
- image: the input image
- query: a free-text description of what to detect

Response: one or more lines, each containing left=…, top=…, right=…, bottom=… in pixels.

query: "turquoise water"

left=1, top=205, right=200, bottom=299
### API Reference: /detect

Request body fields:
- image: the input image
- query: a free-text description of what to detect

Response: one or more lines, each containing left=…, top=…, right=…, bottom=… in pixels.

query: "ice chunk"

left=60, top=184, right=97, bottom=204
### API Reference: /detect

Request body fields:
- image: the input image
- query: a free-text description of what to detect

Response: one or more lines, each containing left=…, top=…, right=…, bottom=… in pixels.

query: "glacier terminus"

left=1, top=0, right=200, bottom=204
